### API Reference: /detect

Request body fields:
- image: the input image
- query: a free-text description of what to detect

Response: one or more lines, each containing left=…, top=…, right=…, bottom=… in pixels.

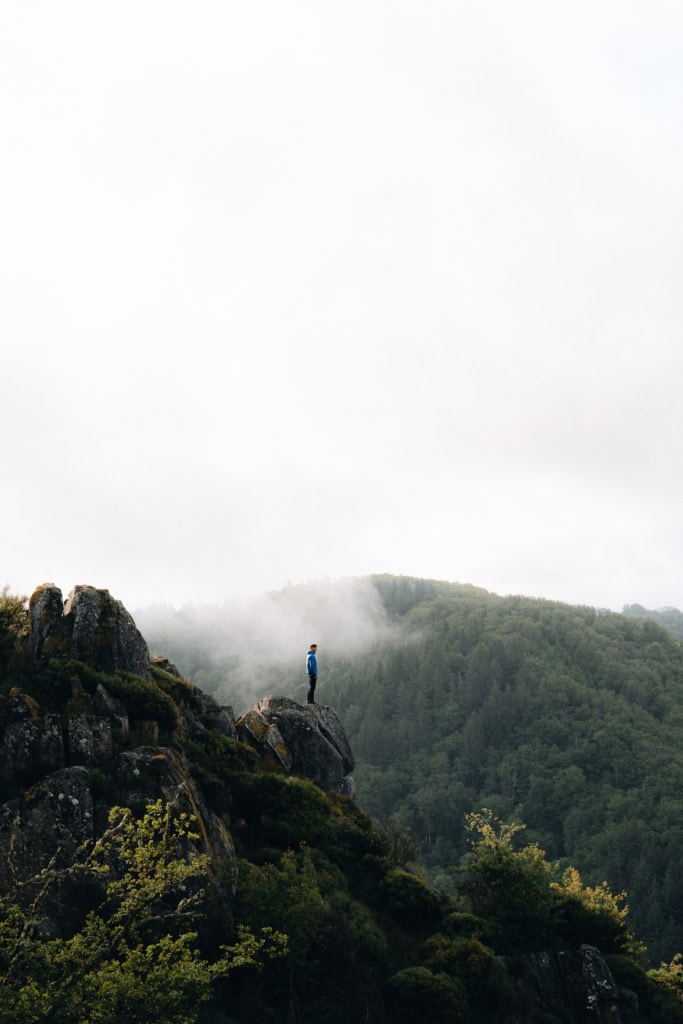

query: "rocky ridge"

left=1, top=583, right=355, bottom=922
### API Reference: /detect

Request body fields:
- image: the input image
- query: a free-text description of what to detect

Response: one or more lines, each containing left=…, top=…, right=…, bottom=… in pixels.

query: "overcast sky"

left=2, top=1, right=683, bottom=614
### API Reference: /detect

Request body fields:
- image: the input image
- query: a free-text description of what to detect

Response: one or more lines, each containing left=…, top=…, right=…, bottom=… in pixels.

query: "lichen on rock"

left=236, top=695, right=355, bottom=796
left=29, top=583, right=150, bottom=677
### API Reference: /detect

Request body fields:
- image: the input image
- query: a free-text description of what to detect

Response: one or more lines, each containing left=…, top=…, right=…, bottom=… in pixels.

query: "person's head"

left=309, top=643, right=317, bottom=651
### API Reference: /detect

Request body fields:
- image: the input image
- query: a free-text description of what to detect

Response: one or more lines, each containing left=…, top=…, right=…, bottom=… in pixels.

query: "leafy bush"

left=149, top=663, right=197, bottom=703
left=387, top=965, right=467, bottom=1024
left=552, top=866, right=639, bottom=955
left=43, top=659, right=179, bottom=730
left=187, top=731, right=259, bottom=813
left=0, top=801, right=286, bottom=1024
left=457, top=811, right=556, bottom=952
left=422, top=933, right=506, bottom=1014
left=379, top=868, right=441, bottom=928
left=0, top=587, right=30, bottom=691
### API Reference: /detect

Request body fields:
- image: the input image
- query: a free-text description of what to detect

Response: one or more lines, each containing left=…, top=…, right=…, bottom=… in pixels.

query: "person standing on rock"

left=306, top=643, right=318, bottom=704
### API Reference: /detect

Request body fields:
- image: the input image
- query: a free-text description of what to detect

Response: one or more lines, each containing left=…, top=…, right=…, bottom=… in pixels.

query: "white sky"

left=2, top=1, right=683, bottom=613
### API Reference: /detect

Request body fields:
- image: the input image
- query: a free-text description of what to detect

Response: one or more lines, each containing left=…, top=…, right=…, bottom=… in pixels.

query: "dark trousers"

left=307, top=674, right=317, bottom=704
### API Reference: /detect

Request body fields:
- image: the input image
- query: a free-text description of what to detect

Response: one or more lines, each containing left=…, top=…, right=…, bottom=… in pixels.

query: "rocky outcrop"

left=0, top=689, right=63, bottom=783
left=0, top=681, right=236, bottom=920
left=108, top=746, right=235, bottom=868
left=4, top=584, right=355, bottom=942
left=176, top=691, right=238, bottom=744
left=29, top=583, right=150, bottom=677
left=0, top=585, right=239, bottom=918
left=0, top=766, right=95, bottom=893
left=503, top=945, right=630, bottom=1023
left=236, top=695, right=355, bottom=796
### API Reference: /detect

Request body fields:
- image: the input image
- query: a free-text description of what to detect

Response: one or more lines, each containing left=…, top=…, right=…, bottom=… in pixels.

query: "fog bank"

left=135, top=576, right=397, bottom=711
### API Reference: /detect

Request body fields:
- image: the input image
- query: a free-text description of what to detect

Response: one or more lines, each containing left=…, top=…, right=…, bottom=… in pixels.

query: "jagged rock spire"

left=29, top=583, right=150, bottom=677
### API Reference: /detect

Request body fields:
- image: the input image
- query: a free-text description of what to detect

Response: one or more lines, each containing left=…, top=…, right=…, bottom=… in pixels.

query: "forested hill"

left=322, top=576, right=683, bottom=964
left=137, top=575, right=683, bottom=965
left=622, top=601, right=683, bottom=639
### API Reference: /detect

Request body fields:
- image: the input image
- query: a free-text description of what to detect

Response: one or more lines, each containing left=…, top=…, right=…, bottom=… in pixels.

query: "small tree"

left=457, top=809, right=556, bottom=951
left=0, top=587, right=29, bottom=683
left=0, top=800, right=286, bottom=1024
left=552, top=865, right=641, bottom=955
left=649, top=953, right=683, bottom=1000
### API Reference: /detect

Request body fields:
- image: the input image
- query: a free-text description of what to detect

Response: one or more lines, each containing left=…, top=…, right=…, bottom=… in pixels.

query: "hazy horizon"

left=3, top=2, right=682, bottom=616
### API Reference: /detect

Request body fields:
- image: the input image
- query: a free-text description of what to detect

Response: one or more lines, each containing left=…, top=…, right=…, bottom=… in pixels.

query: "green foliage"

left=387, top=965, right=467, bottom=1024
left=42, top=659, right=179, bottom=730
left=225, top=769, right=385, bottom=882
left=228, top=845, right=385, bottom=1021
left=649, top=952, right=683, bottom=995
left=443, top=910, right=503, bottom=946
left=552, top=865, right=640, bottom=955
left=307, top=579, right=683, bottom=963
left=187, top=731, right=259, bottom=813
left=646, top=951, right=683, bottom=1022
left=623, top=603, right=683, bottom=640
left=233, top=846, right=325, bottom=966
left=422, top=932, right=506, bottom=1016
left=457, top=810, right=557, bottom=952
left=0, top=587, right=29, bottom=687
left=149, top=663, right=197, bottom=703
left=0, top=800, right=286, bottom=1024
left=605, top=953, right=683, bottom=1023
left=379, top=868, right=441, bottom=928
left=455, top=808, right=641, bottom=963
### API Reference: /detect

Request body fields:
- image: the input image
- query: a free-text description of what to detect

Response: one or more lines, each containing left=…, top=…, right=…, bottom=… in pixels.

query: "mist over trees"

left=622, top=602, right=683, bottom=640
left=5, top=580, right=683, bottom=1020
left=134, top=576, right=395, bottom=715
left=137, top=575, right=683, bottom=965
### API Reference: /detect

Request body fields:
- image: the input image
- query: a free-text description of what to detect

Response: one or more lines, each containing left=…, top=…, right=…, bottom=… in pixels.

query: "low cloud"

left=135, top=576, right=396, bottom=712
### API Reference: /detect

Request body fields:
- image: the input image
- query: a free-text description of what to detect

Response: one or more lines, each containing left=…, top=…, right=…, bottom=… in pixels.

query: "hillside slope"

left=325, top=577, right=683, bottom=964
left=137, top=575, right=683, bottom=965
left=2, top=581, right=683, bottom=1022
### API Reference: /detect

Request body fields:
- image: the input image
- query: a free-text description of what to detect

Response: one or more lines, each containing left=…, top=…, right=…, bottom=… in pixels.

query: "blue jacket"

left=306, top=650, right=318, bottom=675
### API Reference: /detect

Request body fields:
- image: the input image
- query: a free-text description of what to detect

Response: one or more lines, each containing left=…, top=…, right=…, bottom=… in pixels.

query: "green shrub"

left=149, top=663, right=196, bottom=703
left=0, top=588, right=29, bottom=685
left=387, top=965, right=467, bottom=1024
left=42, top=660, right=179, bottom=730
left=187, top=731, right=259, bottom=813
left=423, top=933, right=506, bottom=1012
left=110, top=672, right=178, bottom=730
left=379, top=868, right=441, bottom=928
left=444, top=910, right=503, bottom=946
left=459, top=810, right=556, bottom=952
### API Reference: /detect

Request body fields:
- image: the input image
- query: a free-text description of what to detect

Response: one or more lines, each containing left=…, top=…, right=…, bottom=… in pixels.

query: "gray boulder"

left=29, top=583, right=150, bottom=677
left=237, top=696, right=355, bottom=796
left=0, top=766, right=95, bottom=893
left=503, top=945, right=625, bottom=1023
left=0, top=709, right=64, bottom=782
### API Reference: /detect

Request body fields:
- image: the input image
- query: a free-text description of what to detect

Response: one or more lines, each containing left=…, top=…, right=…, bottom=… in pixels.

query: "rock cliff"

left=0, top=583, right=356, bottom=934
left=505, top=947, right=633, bottom=1024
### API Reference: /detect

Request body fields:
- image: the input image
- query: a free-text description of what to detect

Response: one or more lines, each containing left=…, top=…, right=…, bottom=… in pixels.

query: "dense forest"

left=139, top=576, right=683, bottom=966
